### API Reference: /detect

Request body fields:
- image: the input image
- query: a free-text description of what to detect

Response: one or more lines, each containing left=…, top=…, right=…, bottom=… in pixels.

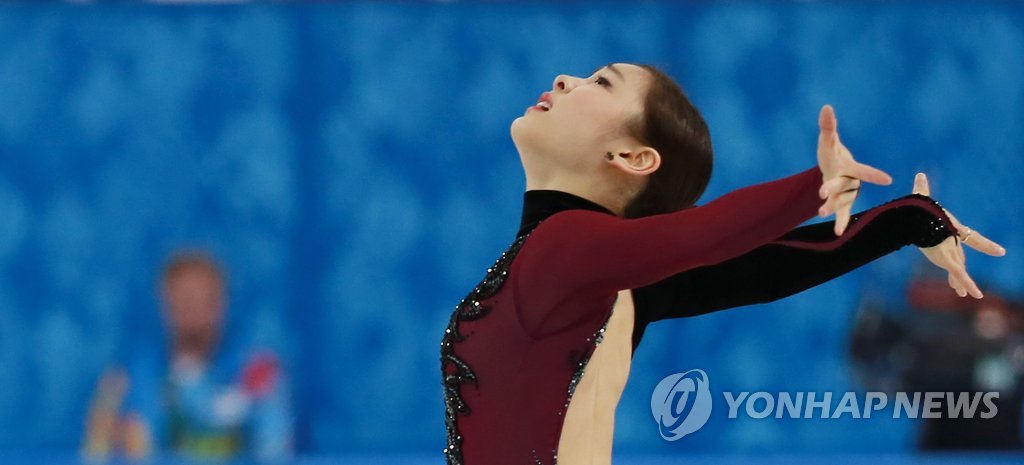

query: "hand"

left=82, top=369, right=128, bottom=458
left=121, top=413, right=153, bottom=460
left=816, top=105, right=893, bottom=236
left=913, top=172, right=1006, bottom=299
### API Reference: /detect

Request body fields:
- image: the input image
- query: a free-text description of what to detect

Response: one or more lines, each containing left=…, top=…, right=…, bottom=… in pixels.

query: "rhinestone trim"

left=440, top=231, right=532, bottom=465
left=903, top=193, right=958, bottom=248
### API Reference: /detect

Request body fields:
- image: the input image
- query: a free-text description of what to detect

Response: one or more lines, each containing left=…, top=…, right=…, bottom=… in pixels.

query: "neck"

left=525, top=175, right=626, bottom=217
left=518, top=188, right=618, bottom=237
left=172, top=332, right=217, bottom=361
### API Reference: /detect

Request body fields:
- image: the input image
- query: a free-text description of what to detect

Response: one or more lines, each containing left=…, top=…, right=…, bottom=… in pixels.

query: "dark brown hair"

left=622, top=65, right=713, bottom=218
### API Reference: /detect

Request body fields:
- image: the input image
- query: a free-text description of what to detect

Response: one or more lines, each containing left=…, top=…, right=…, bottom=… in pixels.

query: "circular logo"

left=650, top=369, right=712, bottom=441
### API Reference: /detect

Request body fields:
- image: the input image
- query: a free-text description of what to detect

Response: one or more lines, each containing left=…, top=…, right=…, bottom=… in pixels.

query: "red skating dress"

left=440, top=165, right=957, bottom=464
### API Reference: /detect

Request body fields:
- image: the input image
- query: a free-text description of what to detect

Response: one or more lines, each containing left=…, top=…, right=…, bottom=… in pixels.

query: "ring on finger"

left=960, top=226, right=973, bottom=243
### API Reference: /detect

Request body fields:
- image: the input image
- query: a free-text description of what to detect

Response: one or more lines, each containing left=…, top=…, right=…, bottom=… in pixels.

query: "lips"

left=533, top=92, right=552, bottom=111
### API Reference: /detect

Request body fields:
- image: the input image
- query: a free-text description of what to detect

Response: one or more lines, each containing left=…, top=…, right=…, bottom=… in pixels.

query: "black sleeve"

left=630, top=193, right=959, bottom=348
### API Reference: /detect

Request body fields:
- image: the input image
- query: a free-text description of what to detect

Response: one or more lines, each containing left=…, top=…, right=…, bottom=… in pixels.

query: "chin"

left=510, top=105, right=550, bottom=142
left=510, top=115, right=526, bottom=136
left=509, top=116, right=531, bottom=150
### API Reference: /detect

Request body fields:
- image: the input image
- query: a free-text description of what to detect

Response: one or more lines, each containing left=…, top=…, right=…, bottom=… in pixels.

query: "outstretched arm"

left=516, top=165, right=827, bottom=297
left=632, top=192, right=957, bottom=323
left=514, top=165, right=827, bottom=336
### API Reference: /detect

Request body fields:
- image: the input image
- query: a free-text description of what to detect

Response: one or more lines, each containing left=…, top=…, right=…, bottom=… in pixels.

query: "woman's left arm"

left=633, top=173, right=1006, bottom=323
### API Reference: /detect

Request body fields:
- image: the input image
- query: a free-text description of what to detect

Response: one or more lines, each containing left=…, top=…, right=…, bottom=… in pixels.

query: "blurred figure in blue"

left=82, top=251, right=293, bottom=462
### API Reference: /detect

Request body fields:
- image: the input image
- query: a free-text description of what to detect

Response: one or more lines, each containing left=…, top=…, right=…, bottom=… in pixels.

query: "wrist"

left=898, top=193, right=959, bottom=248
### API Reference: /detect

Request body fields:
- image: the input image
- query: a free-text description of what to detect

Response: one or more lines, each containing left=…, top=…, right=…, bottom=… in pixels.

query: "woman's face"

left=511, top=63, right=651, bottom=175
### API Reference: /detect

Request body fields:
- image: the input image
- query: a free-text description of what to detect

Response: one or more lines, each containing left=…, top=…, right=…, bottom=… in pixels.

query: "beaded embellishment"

left=902, top=193, right=959, bottom=248
left=859, top=193, right=958, bottom=248
left=532, top=307, right=614, bottom=465
left=440, top=231, right=533, bottom=465
left=567, top=317, right=610, bottom=401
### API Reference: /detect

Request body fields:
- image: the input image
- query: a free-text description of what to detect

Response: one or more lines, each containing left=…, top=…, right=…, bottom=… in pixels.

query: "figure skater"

left=440, top=63, right=1005, bottom=465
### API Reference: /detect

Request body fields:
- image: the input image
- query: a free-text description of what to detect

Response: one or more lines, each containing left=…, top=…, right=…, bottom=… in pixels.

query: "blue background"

left=0, top=0, right=1021, bottom=460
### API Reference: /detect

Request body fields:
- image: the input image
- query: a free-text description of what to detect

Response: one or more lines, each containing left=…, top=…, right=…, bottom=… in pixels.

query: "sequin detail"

left=567, top=317, right=610, bottom=401
left=532, top=448, right=554, bottom=465
left=440, top=231, right=532, bottom=465
left=905, top=193, right=958, bottom=248
left=532, top=308, right=613, bottom=465
left=884, top=193, right=958, bottom=248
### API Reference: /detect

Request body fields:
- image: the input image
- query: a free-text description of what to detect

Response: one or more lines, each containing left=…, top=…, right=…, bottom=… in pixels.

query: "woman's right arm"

left=515, top=165, right=828, bottom=300
left=513, top=166, right=835, bottom=337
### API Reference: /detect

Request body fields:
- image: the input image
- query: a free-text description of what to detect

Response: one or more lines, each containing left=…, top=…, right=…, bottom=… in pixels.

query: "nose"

left=553, top=74, right=580, bottom=93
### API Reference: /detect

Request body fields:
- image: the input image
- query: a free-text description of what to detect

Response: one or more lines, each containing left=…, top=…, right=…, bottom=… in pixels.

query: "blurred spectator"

left=850, top=268, right=1024, bottom=451
left=82, top=251, right=293, bottom=461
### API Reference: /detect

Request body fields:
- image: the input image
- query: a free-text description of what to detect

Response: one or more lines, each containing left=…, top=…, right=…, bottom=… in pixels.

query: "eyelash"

left=595, top=75, right=611, bottom=87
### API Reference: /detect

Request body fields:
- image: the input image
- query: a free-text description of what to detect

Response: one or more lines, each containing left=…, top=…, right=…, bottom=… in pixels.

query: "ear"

left=610, top=146, right=661, bottom=176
